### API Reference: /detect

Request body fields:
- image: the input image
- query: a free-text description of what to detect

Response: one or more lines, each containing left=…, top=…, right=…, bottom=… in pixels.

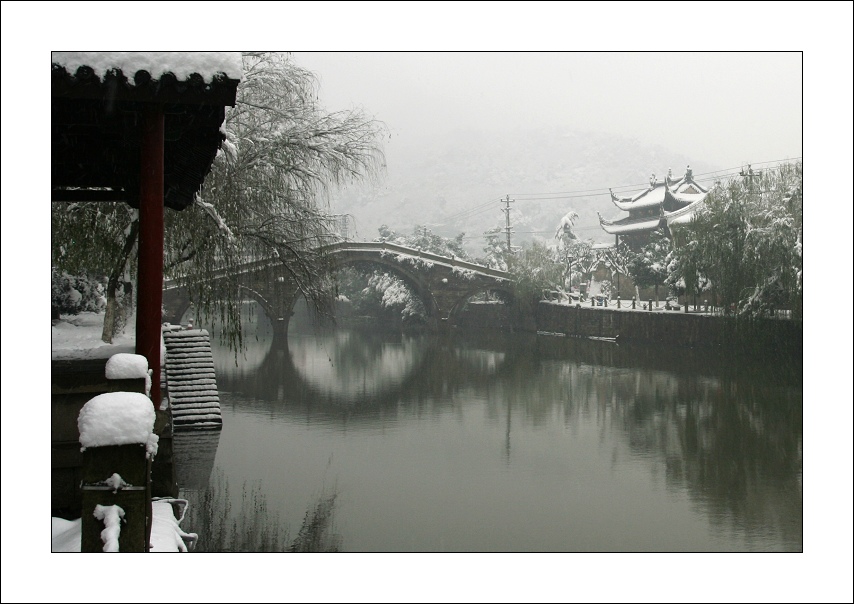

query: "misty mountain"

left=327, top=126, right=720, bottom=256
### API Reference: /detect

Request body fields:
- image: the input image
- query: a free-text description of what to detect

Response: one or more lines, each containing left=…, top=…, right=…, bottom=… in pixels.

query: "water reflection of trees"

left=531, top=337, right=803, bottom=550
left=213, top=328, right=802, bottom=549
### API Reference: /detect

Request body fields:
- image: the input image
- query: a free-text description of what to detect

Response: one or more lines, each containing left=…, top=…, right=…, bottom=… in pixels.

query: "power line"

left=414, top=156, right=801, bottom=239
left=507, top=157, right=801, bottom=201
left=431, top=197, right=503, bottom=226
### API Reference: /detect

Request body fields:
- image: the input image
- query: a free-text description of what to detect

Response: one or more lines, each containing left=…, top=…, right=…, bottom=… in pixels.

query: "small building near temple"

left=598, top=165, right=710, bottom=249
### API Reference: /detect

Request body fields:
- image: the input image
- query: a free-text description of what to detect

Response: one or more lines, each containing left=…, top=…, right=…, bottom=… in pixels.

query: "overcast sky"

left=293, top=51, right=803, bottom=171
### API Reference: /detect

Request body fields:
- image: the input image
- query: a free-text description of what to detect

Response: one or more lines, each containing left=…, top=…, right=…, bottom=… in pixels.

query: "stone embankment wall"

left=536, top=301, right=802, bottom=353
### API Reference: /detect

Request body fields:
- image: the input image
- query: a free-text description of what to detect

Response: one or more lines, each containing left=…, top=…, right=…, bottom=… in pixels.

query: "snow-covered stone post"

left=78, top=392, right=158, bottom=552
left=105, top=353, right=178, bottom=500
left=105, top=353, right=152, bottom=396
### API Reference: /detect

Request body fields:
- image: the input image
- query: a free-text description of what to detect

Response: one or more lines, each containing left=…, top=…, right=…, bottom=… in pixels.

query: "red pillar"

left=136, top=109, right=165, bottom=408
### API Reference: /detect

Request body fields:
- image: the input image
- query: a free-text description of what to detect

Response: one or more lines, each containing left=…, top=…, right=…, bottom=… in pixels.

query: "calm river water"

left=174, top=305, right=802, bottom=552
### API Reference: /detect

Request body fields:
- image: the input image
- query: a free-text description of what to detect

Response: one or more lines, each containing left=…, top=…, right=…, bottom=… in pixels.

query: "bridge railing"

left=320, top=242, right=511, bottom=281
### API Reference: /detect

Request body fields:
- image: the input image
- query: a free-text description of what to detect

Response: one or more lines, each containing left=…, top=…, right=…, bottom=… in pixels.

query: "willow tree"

left=165, top=52, right=385, bottom=349
left=53, top=52, right=386, bottom=347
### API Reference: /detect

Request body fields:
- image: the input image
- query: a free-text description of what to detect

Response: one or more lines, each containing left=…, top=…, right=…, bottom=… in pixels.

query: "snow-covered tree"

left=627, top=230, right=672, bottom=305
left=508, top=240, right=564, bottom=313
left=554, top=210, right=597, bottom=288
left=51, top=269, right=107, bottom=316
left=335, top=266, right=426, bottom=327
left=365, top=272, right=427, bottom=325
left=374, top=225, right=470, bottom=260
left=601, top=241, right=634, bottom=298
left=558, top=238, right=597, bottom=289
left=670, top=161, right=802, bottom=318
left=51, top=202, right=139, bottom=342
left=554, top=210, right=579, bottom=241
left=480, top=226, right=507, bottom=271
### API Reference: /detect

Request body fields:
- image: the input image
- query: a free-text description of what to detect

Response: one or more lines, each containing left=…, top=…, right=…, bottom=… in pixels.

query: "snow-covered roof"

left=597, top=212, right=663, bottom=235
left=609, top=182, right=669, bottom=211
left=609, top=166, right=709, bottom=212
left=601, top=165, right=710, bottom=236
left=665, top=196, right=706, bottom=226
left=51, top=51, right=243, bottom=83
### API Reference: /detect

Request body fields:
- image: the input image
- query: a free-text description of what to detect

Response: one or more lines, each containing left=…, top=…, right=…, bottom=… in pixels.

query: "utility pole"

left=501, top=195, right=514, bottom=255
left=740, top=164, right=761, bottom=191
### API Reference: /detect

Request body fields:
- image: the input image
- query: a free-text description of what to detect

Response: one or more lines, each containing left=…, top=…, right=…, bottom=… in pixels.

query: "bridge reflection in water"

left=213, top=320, right=511, bottom=414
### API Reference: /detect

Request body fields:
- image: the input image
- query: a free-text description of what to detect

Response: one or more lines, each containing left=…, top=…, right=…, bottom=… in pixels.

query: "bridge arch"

left=327, top=253, right=440, bottom=320
left=445, top=283, right=517, bottom=324
left=164, top=242, right=516, bottom=334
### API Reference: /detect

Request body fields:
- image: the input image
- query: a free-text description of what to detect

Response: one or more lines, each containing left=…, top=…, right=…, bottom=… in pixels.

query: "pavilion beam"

left=51, top=189, right=127, bottom=203
left=136, top=108, right=165, bottom=409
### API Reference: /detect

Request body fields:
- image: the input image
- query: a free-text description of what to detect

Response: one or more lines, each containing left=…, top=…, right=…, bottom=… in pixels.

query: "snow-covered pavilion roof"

left=665, top=196, right=706, bottom=227
left=597, top=212, right=663, bottom=235
left=609, top=166, right=709, bottom=212
left=600, top=165, right=710, bottom=236
left=52, top=52, right=242, bottom=211
left=51, top=52, right=243, bottom=84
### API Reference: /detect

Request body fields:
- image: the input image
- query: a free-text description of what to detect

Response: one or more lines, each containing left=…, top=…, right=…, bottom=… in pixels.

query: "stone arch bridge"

left=163, top=241, right=516, bottom=334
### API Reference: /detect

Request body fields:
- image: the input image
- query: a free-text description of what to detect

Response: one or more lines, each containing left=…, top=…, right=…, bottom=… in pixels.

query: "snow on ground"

left=51, top=312, right=135, bottom=360
left=51, top=311, right=167, bottom=364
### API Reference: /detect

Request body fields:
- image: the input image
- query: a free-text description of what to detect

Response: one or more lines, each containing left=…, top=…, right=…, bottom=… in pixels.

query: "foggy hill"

left=328, top=127, right=720, bottom=255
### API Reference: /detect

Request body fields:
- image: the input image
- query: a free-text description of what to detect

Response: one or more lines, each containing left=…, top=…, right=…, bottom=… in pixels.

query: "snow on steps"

left=163, top=329, right=222, bottom=431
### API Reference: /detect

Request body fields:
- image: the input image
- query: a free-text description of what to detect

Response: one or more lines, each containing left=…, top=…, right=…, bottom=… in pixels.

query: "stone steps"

left=163, top=329, right=222, bottom=431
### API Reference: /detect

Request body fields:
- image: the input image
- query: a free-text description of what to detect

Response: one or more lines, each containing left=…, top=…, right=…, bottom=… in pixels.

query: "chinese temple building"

left=598, top=166, right=709, bottom=249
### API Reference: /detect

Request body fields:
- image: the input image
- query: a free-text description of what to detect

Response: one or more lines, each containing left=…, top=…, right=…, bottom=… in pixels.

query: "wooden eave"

left=51, top=65, right=239, bottom=211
